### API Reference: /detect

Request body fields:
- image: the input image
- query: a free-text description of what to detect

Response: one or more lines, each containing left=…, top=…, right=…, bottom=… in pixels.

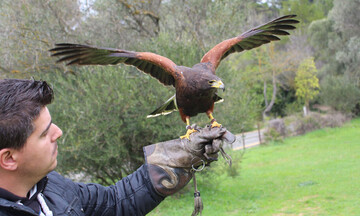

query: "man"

left=0, top=79, right=234, bottom=215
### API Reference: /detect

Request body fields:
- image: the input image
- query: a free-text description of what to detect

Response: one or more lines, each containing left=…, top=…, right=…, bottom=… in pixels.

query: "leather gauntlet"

left=143, top=125, right=235, bottom=197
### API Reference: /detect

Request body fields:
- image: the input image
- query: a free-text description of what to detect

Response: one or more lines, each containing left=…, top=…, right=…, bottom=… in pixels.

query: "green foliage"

left=295, top=57, right=319, bottom=108
left=0, top=0, right=81, bottom=73
left=308, top=0, right=360, bottom=86
left=308, top=18, right=343, bottom=76
left=281, top=0, right=332, bottom=26
left=40, top=68, right=183, bottom=185
left=284, top=99, right=303, bottom=115
left=216, top=53, right=264, bottom=132
left=328, top=0, right=360, bottom=38
left=136, top=32, right=204, bottom=67
left=335, top=36, right=360, bottom=85
left=308, top=0, right=360, bottom=115
left=295, top=113, right=322, bottom=134
left=160, top=0, right=266, bottom=52
left=319, top=75, right=360, bottom=114
left=270, top=112, right=349, bottom=137
left=264, top=127, right=283, bottom=143
left=225, top=149, right=244, bottom=178
left=3, top=0, right=359, bottom=184
left=194, top=149, right=244, bottom=189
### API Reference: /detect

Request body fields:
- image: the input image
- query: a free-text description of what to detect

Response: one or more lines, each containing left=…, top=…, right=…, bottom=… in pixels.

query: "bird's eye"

left=208, top=80, right=215, bottom=84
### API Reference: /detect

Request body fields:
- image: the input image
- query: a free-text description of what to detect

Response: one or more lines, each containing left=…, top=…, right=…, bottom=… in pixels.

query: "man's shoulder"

left=43, top=172, right=86, bottom=214
left=47, top=171, right=72, bottom=185
left=47, top=170, right=63, bottom=179
left=45, top=171, right=79, bottom=194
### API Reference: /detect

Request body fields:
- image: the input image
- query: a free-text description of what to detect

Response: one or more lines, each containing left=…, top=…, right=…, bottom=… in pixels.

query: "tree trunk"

left=303, top=100, right=310, bottom=116
left=263, top=80, right=268, bottom=108
left=262, top=71, right=277, bottom=119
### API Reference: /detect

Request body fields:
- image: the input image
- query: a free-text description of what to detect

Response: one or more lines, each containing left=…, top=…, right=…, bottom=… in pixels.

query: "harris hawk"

left=50, top=15, right=299, bottom=139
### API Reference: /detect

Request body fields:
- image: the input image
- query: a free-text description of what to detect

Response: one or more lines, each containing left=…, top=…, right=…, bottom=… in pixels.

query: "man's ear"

left=0, top=148, right=18, bottom=171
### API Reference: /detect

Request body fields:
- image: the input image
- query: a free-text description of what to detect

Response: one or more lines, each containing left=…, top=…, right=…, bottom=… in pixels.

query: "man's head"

left=0, top=79, right=54, bottom=150
left=0, top=79, right=62, bottom=187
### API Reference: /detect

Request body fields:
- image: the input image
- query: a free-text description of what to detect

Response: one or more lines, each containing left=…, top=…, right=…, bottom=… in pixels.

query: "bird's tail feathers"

left=147, top=95, right=178, bottom=118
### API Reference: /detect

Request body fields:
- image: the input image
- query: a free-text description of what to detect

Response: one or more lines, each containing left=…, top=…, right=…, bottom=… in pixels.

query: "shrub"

left=295, top=113, right=322, bottom=135
left=264, top=118, right=285, bottom=142
left=265, top=112, right=350, bottom=140
left=319, top=75, right=360, bottom=114
left=41, top=68, right=183, bottom=185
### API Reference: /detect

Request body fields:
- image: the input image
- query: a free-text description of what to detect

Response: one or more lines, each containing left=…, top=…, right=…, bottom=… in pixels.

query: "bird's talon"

left=180, top=128, right=198, bottom=140
left=211, top=120, right=222, bottom=128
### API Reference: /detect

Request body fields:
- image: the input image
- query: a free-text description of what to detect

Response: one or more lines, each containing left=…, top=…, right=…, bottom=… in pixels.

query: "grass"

left=148, top=118, right=360, bottom=215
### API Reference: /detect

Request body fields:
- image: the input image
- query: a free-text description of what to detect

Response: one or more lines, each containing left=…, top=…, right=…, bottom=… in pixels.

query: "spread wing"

left=50, top=43, right=178, bottom=87
left=201, top=15, right=299, bottom=72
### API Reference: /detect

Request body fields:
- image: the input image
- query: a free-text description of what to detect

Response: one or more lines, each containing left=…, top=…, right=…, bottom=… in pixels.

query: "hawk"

left=50, top=15, right=299, bottom=139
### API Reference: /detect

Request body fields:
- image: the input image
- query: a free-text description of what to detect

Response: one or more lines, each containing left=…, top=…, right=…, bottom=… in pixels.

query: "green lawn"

left=148, top=118, right=360, bottom=215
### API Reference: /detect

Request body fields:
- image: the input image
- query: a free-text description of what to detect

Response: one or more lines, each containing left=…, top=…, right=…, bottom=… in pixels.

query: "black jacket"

left=0, top=165, right=164, bottom=216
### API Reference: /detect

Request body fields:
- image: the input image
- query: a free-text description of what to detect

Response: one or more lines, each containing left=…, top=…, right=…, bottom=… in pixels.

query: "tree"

left=253, top=41, right=303, bottom=119
left=159, top=0, right=273, bottom=54
left=308, top=18, right=343, bottom=77
left=294, top=57, right=319, bottom=115
left=308, top=0, right=360, bottom=115
left=82, top=0, right=162, bottom=47
left=0, top=0, right=82, bottom=74
left=280, top=0, right=333, bottom=26
left=309, top=0, right=360, bottom=81
left=41, top=68, right=184, bottom=185
left=1, top=0, right=316, bottom=183
left=329, top=0, right=360, bottom=86
left=0, top=0, right=163, bottom=75
left=319, top=75, right=360, bottom=114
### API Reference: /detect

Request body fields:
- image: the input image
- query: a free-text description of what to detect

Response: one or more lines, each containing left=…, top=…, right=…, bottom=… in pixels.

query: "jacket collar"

left=0, top=176, right=48, bottom=215
left=0, top=197, right=38, bottom=215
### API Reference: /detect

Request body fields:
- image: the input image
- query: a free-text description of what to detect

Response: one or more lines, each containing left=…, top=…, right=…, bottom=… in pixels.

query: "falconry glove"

left=143, top=125, right=235, bottom=197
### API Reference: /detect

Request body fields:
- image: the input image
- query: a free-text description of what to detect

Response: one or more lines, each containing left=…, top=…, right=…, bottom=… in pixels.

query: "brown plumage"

left=50, top=15, right=299, bottom=139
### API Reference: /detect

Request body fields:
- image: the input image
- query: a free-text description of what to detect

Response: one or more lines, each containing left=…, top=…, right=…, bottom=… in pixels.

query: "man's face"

left=16, top=107, right=63, bottom=178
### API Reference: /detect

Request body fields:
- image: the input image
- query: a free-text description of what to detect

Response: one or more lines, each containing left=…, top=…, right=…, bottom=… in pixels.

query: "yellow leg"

left=180, top=118, right=198, bottom=140
left=208, top=113, right=222, bottom=128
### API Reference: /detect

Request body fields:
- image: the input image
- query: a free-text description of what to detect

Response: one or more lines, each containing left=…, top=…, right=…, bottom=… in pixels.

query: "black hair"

left=0, top=79, right=54, bottom=150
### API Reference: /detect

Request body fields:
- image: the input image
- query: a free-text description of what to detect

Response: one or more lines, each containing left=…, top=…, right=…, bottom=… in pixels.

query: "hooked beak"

left=211, top=80, right=225, bottom=91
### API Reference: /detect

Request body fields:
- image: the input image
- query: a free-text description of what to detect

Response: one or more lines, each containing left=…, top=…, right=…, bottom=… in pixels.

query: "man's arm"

left=45, top=166, right=163, bottom=216
left=46, top=126, right=234, bottom=216
left=75, top=165, right=164, bottom=215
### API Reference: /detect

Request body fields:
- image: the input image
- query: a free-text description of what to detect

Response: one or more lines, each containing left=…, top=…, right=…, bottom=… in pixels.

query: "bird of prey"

left=50, top=15, right=299, bottom=139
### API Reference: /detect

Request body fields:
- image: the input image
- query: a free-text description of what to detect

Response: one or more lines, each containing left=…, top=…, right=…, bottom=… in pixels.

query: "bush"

left=265, top=112, right=350, bottom=140
left=284, top=100, right=303, bottom=116
left=319, top=75, right=360, bottom=114
left=295, top=113, right=322, bottom=135
left=225, top=149, right=244, bottom=178
left=264, top=118, right=285, bottom=142
left=41, top=68, right=184, bottom=185
left=264, top=127, right=284, bottom=143
left=291, top=112, right=350, bottom=136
